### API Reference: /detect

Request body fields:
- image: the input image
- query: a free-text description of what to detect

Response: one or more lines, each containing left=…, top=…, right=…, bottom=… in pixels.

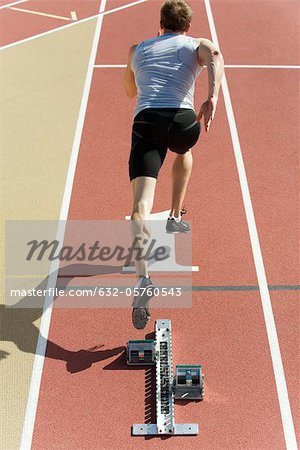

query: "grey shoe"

left=132, top=277, right=156, bottom=330
left=166, top=209, right=190, bottom=233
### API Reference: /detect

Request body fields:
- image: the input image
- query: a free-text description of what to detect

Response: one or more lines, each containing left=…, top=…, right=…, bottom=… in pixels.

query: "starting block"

left=127, top=339, right=155, bottom=365
left=174, top=365, right=204, bottom=400
left=126, top=319, right=204, bottom=436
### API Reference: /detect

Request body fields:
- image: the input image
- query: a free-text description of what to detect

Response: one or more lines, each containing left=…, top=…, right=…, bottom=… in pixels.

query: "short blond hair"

left=160, top=0, right=193, bottom=32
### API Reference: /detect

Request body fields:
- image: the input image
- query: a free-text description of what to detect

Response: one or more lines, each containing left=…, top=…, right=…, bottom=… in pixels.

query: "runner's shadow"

left=0, top=262, right=125, bottom=373
left=64, top=345, right=125, bottom=374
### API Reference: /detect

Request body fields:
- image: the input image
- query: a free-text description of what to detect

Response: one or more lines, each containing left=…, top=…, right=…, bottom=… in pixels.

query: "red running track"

left=0, top=0, right=100, bottom=47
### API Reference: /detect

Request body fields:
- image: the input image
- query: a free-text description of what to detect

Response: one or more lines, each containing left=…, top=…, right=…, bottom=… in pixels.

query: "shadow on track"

left=0, top=263, right=126, bottom=373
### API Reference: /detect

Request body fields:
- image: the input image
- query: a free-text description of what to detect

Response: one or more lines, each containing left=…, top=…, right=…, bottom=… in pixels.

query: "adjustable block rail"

left=127, top=319, right=204, bottom=436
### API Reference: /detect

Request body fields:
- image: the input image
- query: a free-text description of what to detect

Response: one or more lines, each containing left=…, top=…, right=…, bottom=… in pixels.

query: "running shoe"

left=132, top=276, right=156, bottom=330
left=166, top=208, right=190, bottom=233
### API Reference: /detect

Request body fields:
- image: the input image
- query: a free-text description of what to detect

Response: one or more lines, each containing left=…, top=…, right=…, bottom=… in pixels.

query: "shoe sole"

left=132, top=309, right=150, bottom=330
left=166, top=230, right=189, bottom=234
left=132, top=279, right=156, bottom=329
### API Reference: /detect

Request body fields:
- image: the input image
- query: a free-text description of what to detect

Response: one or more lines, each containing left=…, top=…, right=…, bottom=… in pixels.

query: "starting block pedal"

left=127, top=340, right=155, bottom=365
left=127, top=319, right=204, bottom=436
left=174, top=365, right=204, bottom=400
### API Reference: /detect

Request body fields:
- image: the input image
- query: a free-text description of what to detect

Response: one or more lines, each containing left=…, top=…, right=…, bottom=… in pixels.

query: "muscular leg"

left=170, top=149, right=193, bottom=217
left=131, top=176, right=157, bottom=277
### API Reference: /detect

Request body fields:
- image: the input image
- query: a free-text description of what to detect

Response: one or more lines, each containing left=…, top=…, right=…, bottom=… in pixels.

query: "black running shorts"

left=129, top=108, right=201, bottom=181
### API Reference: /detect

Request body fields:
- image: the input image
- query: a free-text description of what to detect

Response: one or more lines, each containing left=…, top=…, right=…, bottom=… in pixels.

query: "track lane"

left=210, top=0, right=300, bottom=66
left=225, top=68, right=299, bottom=286
left=271, top=290, right=300, bottom=446
left=96, top=0, right=210, bottom=65
left=0, top=0, right=99, bottom=46
left=206, top=3, right=298, bottom=446
left=32, top=293, right=287, bottom=450
left=25, top=0, right=298, bottom=448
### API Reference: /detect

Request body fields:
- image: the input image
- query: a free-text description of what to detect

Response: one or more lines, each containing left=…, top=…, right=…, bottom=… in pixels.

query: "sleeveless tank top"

left=131, top=33, right=203, bottom=117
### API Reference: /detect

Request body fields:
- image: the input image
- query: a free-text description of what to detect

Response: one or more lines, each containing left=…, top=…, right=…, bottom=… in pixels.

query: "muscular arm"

left=198, top=38, right=224, bottom=100
left=124, top=45, right=137, bottom=99
left=197, top=38, right=224, bottom=131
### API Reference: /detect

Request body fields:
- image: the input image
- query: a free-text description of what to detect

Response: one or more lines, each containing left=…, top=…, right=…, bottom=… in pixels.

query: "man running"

left=124, top=0, right=224, bottom=329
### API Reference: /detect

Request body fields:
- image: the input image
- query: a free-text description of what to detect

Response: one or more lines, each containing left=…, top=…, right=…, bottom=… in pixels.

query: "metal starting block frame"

left=127, top=319, right=204, bottom=436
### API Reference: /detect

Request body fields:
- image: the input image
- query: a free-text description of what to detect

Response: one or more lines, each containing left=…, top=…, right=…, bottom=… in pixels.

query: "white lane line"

left=94, top=64, right=300, bottom=69
left=70, top=10, right=78, bottom=21
left=9, top=6, right=73, bottom=21
left=226, top=64, right=300, bottom=69
left=0, top=0, right=27, bottom=10
left=19, top=1, right=108, bottom=449
left=0, top=0, right=148, bottom=51
left=204, top=1, right=298, bottom=449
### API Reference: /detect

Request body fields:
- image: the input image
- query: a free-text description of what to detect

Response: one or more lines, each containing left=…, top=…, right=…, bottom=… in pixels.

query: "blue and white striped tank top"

left=131, top=33, right=203, bottom=117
